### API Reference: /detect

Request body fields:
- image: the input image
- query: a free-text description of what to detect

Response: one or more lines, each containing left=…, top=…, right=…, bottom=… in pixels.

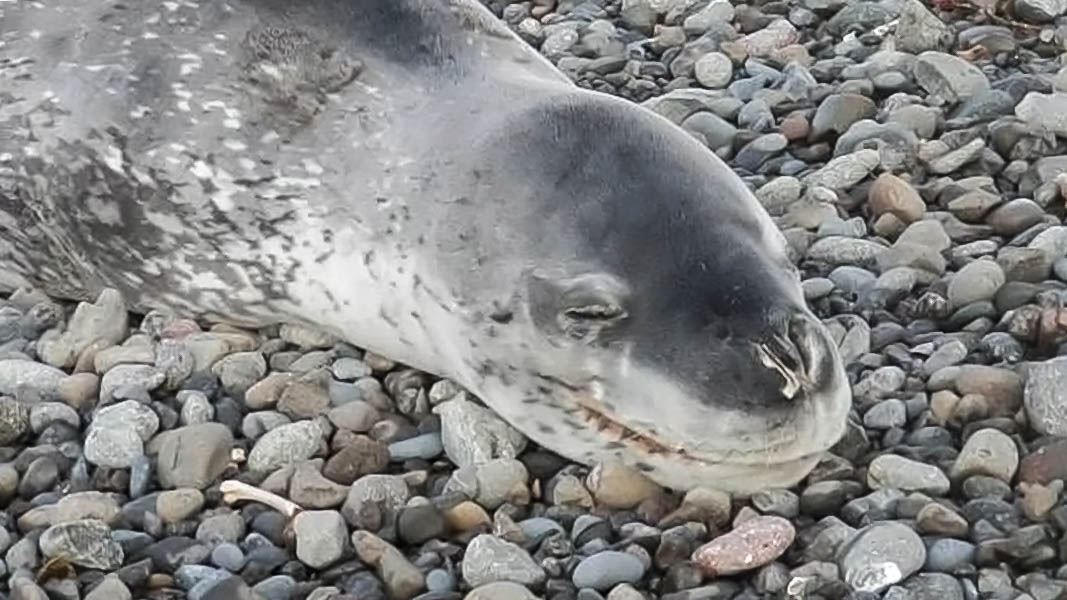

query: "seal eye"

left=563, top=304, right=626, bottom=321
left=560, top=304, right=627, bottom=340
left=527, top=270, right=630, bottom=344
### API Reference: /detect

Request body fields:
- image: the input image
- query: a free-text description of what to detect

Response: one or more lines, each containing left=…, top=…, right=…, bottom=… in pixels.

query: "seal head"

left=441, top=93, right=852, bottom=493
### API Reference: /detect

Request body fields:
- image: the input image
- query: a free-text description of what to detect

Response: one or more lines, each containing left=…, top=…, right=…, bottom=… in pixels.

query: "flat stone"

left=867, top=455, right=950, bottom=495
left=1016, top=92, right=1067, bottom=137
left=692, top=516, right=795, bottom=576
left=54, top=491, right=122, bottom=525
left=914, top=51, right=990, bottom=103
left=0, top=360, right=66, bottom=402
left=838, top=522, right=925, bottom=593
left=462, top=533, right=546, bottom=588
left=247, top=420, right=323, bottom=473
left=0, top=396, right=29, bottom=445
left=293, top=510, right=348, bottom=569
left=154, top=423, right=235, bottom=489
left=39, top=519, right=124, bottom=570
left=157, top=489, right=206, bottom=524
left=1023, top=357, right=1067, bottom=436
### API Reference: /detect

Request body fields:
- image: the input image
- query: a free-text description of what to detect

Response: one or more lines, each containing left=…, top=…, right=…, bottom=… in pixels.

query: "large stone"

left=914, top=52, right=990, bottom=103
left=1024, top=357, right=1067, bottom=436
left=38, top=289, right=128, bottom=369
left=1016, top=92, right=1067, bottom=137
left=294, top=511, right=348, bottom=569
left=154, top=423, right=234, bottom=489
left=0, top=360, right=66, bottom=402
left=462, top=534, right=546, bottom=588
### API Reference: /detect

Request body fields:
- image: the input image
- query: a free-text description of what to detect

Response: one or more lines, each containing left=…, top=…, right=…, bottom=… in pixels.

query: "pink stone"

left=161, top=319, right=202, bottom=340
left=691, top=515, right=796, bottom=577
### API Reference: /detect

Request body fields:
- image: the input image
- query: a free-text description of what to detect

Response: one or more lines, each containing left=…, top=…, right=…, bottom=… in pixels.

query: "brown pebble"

left=161, top=319, right=202, bottom=339
left=1019, top=439, right=1067, bottom=484
left=73, top=338, right=112, bottom=374
left=872, top=212, right=907, bottom=239
left=443, top=501, right=491, bottom=532
left=57, top=373, right=100, bottom=412
left=1019, top=481, right=1061, bottom=521
left=929, top=390, right=960, bottom=426
left=954, top=366, right=1022, bottom=415
left=352, top=530, right=425, bottom=599
left=277, top=375, right=332, bottom=419
left=661, top=487, right=731, bottom=529
left=691, top=515, right=795, bottom=577
left=585, top=461, right=665, bottom=510
left=147, top=574, right=173, bottom=589
left=779, top=113, right=810, bottom=142
left=951, top=393, right=990, bottom=425
left=323, top=436, right=390, bottom=485
left=916, top=502, right=969, bottom=537
left=244, top=372, right=294, bottom=410
left=868, top=173, right=925, bottom=224
left=156, top=489, right=205, bottom=524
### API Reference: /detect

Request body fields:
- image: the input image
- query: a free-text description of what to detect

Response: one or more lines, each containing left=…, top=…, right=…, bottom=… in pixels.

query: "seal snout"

left=756, top=311, right=837, bottom=402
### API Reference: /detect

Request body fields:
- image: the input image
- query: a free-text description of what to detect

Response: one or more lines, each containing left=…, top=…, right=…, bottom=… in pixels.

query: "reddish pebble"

left=691, top=515, right=795, bottom=577
left=161, top=319, right=202, bottom=340
left=1019, top=439, right=1067, bottom=484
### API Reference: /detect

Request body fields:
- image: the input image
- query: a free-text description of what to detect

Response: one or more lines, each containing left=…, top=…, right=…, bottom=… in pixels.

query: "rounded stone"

left=572, top=551, right=646, bottom=591
left=461, top=534, right=546, bottom=588
left=691, top=516, right=795, bottom=576
left=694, top=52, right=734, bottom=88
left=950, top=428, right=1019, bottom=483
left=839, top=522, right=925, bottom=593
left=948, top=260, right=1006, bottom=309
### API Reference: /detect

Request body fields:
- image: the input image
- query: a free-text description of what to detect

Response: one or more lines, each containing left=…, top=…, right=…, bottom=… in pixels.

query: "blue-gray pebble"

left=572, top=551, right=646, bottom=591
left=252, top=575, right=296, bottom=600
left=425, top=568, right=457, bottom=592
left=211, top=542, right=246, bottom=572
left=388, top=432, right=444, bottom=460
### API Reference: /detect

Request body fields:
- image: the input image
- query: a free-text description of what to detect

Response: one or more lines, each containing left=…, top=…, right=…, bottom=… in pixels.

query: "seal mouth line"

left=570, top=395, right=710, bottom=463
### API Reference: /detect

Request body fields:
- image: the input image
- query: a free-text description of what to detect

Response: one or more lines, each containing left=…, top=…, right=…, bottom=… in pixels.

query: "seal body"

left=0, top=0, right=852, bottom=492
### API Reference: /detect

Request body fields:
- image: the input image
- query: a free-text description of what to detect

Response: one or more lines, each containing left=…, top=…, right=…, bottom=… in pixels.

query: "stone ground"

left=5, top=0, right=1067, bottom=598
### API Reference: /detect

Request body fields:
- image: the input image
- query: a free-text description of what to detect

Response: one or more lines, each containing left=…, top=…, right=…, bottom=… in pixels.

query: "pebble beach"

left=5, top=0, right=1067, bottom=598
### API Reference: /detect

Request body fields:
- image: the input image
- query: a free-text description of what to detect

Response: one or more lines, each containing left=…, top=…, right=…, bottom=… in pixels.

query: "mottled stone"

left=692, top=516, right=795, bottom=576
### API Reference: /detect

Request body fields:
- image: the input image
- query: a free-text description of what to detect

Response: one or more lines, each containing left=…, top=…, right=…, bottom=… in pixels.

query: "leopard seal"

left=0, top=0, right=852, bottom=493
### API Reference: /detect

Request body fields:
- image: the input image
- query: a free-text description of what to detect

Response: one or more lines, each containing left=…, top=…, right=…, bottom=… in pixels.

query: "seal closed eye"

left=0, top=0, right=852, bottom=493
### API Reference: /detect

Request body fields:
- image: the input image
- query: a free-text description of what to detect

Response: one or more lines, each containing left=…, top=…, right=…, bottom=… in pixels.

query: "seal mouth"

left=546, top=375, right=823, bottom=467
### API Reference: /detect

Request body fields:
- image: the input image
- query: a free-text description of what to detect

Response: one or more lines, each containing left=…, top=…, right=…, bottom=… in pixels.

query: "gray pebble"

left=388, top=432, right=444, bottom=460
left=839, top=522, right=926, bottom=593
left=211, top=542, right=246, bottom=572
left=572, top=551, right=646, bottom=591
